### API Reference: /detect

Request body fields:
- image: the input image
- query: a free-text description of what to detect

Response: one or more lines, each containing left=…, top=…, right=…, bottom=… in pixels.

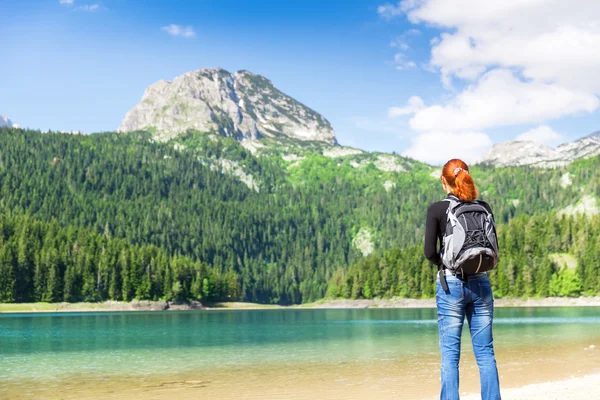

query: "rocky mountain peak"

left=479, top=130, right=600, bottom=168
left=479, top=140, right=562, bottom=167
left=0, top=115, right=18, bottom=128
left=118, top=68, right=337, bottom=145
left=584, top=130, right=600, bottom=139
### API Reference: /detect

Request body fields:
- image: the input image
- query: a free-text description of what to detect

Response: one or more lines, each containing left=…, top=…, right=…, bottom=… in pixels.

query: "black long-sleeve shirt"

left=424, top=195, right=493, bottom=269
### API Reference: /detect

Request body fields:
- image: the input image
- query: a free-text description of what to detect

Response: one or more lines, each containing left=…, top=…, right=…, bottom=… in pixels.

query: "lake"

left=1, top=307, right=599, bottom=399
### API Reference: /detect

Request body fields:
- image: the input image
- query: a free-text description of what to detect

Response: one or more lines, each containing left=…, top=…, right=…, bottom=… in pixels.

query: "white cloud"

left=77, top=4, right=99, bottom=11
left=388, top=96, right=424, bottom=117
left=161, top=24, right=196, bottom=38
left=377, top=3, right=404, bottom=19
left=400, top=0, right=600, bottom=99
left=394, top=53, right=417, bottom=70
left=390, top=29, right=421, bottom=50
left=408, top=69, right=598, bottom=132
left=404, top=28, right=421, bottom=36
left=389, top=29, right=421, bottom=70
left=391, top=40, right=409, bottom=51
left=379, top=0, right=600, bottom=163
left=516, top=125, right=563, bottom=146
left=62, top=1, right=103, bottom=11
left=402, top=131, right=493, bottom=165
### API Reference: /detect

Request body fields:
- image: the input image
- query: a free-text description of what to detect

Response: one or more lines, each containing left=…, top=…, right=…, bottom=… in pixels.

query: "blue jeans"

left=436, top=273, right=501, bottom=400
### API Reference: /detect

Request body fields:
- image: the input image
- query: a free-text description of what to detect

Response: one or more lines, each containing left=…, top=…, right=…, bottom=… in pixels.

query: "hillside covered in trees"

left=0, top=127, right=598, bottom=304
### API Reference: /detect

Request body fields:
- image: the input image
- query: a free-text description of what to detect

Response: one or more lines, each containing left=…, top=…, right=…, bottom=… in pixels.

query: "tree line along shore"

left=1, top=209, right=598, bottom=307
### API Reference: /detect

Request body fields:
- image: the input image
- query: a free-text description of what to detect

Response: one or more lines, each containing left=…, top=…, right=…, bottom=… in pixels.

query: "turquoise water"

left=1, top=307, right=599, bottom=383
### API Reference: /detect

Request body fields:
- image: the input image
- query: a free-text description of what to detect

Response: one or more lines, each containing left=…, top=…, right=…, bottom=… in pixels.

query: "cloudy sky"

left=1, top=0, right=600, bottom=164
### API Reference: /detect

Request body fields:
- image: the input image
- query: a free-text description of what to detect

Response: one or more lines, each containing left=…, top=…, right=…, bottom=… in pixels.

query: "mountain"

left=2, top=68, right=600, bottom=304
left=555, top=130, right=600, bottom=161
left=0, top=115, right=16, bottom=128
left=118, top=68, right=337, bottom=145
left=479, top=130, right=600, bottom=168
left=478, top=141, right=566, bottom=168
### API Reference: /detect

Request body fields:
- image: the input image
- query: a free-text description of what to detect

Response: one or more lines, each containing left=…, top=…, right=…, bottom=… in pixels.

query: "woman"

left=424, top=158, right=501, bottom=400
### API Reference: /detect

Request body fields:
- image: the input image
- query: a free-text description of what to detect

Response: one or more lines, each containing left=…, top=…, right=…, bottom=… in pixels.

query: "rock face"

left=558, top=195, right=599, bottom=217
left=322, top=146, right=363, bottom=158
left=479, top=141, right=567, bottom=168
left=0, top=115, right=15, bottom=128
left=352, top=228, right=374, bottom=256
left=118, top=68, right=337, bottom=144
left=555, top=130, right=600, bottom=161
left=373, top=154, right=407, bottom=173
left=479, top=130, right=600, bottom=168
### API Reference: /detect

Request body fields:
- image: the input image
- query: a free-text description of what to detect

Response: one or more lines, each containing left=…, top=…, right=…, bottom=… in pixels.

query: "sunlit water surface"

left=1, top=307, right=599, bottom=399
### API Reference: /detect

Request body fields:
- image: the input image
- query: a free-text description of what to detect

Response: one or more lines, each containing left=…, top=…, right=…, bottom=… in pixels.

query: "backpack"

left=440, top=195, right=499, bottom=275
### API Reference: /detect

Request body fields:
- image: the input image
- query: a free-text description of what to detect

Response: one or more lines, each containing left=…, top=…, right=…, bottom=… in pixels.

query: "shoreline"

left=2, top=353, right=598, bottom=400
left=305, top=296, right=600, bottom=309
left=1, top=296, right=600, bottom=313
left=460, top=373, right=600, bottom=400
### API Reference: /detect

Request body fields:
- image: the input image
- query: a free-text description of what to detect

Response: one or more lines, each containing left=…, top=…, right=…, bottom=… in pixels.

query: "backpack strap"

left=439, top=196, right=460, bottom=293
left=438, top=268, right=449, bottom=293
left=443, top=195, right=467, bottom=211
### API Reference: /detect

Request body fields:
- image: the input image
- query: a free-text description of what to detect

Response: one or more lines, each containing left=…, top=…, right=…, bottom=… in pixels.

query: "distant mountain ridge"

left=118, top=68, right=337, bottom=145
left=0, top=115, right=18, bottom=128
left=479, top=130, right=600, bottom=168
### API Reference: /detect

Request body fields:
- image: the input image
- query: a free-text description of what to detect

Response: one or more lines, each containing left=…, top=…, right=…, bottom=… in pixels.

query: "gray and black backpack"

left=441, top=195, right=499, bottom=275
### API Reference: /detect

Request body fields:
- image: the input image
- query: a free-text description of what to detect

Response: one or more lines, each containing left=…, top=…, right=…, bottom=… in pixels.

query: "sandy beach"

left=461, top=373, right=600, bottom=400
left=304, top=296, right=600, bottom=309
left=3, top=363, right=598, bottom=400
left=1, top=337, right=597, bottom=400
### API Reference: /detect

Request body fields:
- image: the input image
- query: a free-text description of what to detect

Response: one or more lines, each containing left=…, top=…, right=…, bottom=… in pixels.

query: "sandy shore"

left=0, top=300, right=205, bottom=313
left=4, top=373, right=599, bottom=400
left=1, top=296, right=599, bottom=313
left=307, top=296, right=600, bottom=309
left=2, top=347, right=598, bottom=400
left=461, top=374, right=600, bottom=400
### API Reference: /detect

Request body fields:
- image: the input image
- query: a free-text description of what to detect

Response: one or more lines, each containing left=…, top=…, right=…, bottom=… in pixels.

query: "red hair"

left=442, top=159, right=478, bottom=202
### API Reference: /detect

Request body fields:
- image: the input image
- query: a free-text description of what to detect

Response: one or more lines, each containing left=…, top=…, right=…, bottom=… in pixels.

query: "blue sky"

left=2, top=0, right=600, bottom=163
